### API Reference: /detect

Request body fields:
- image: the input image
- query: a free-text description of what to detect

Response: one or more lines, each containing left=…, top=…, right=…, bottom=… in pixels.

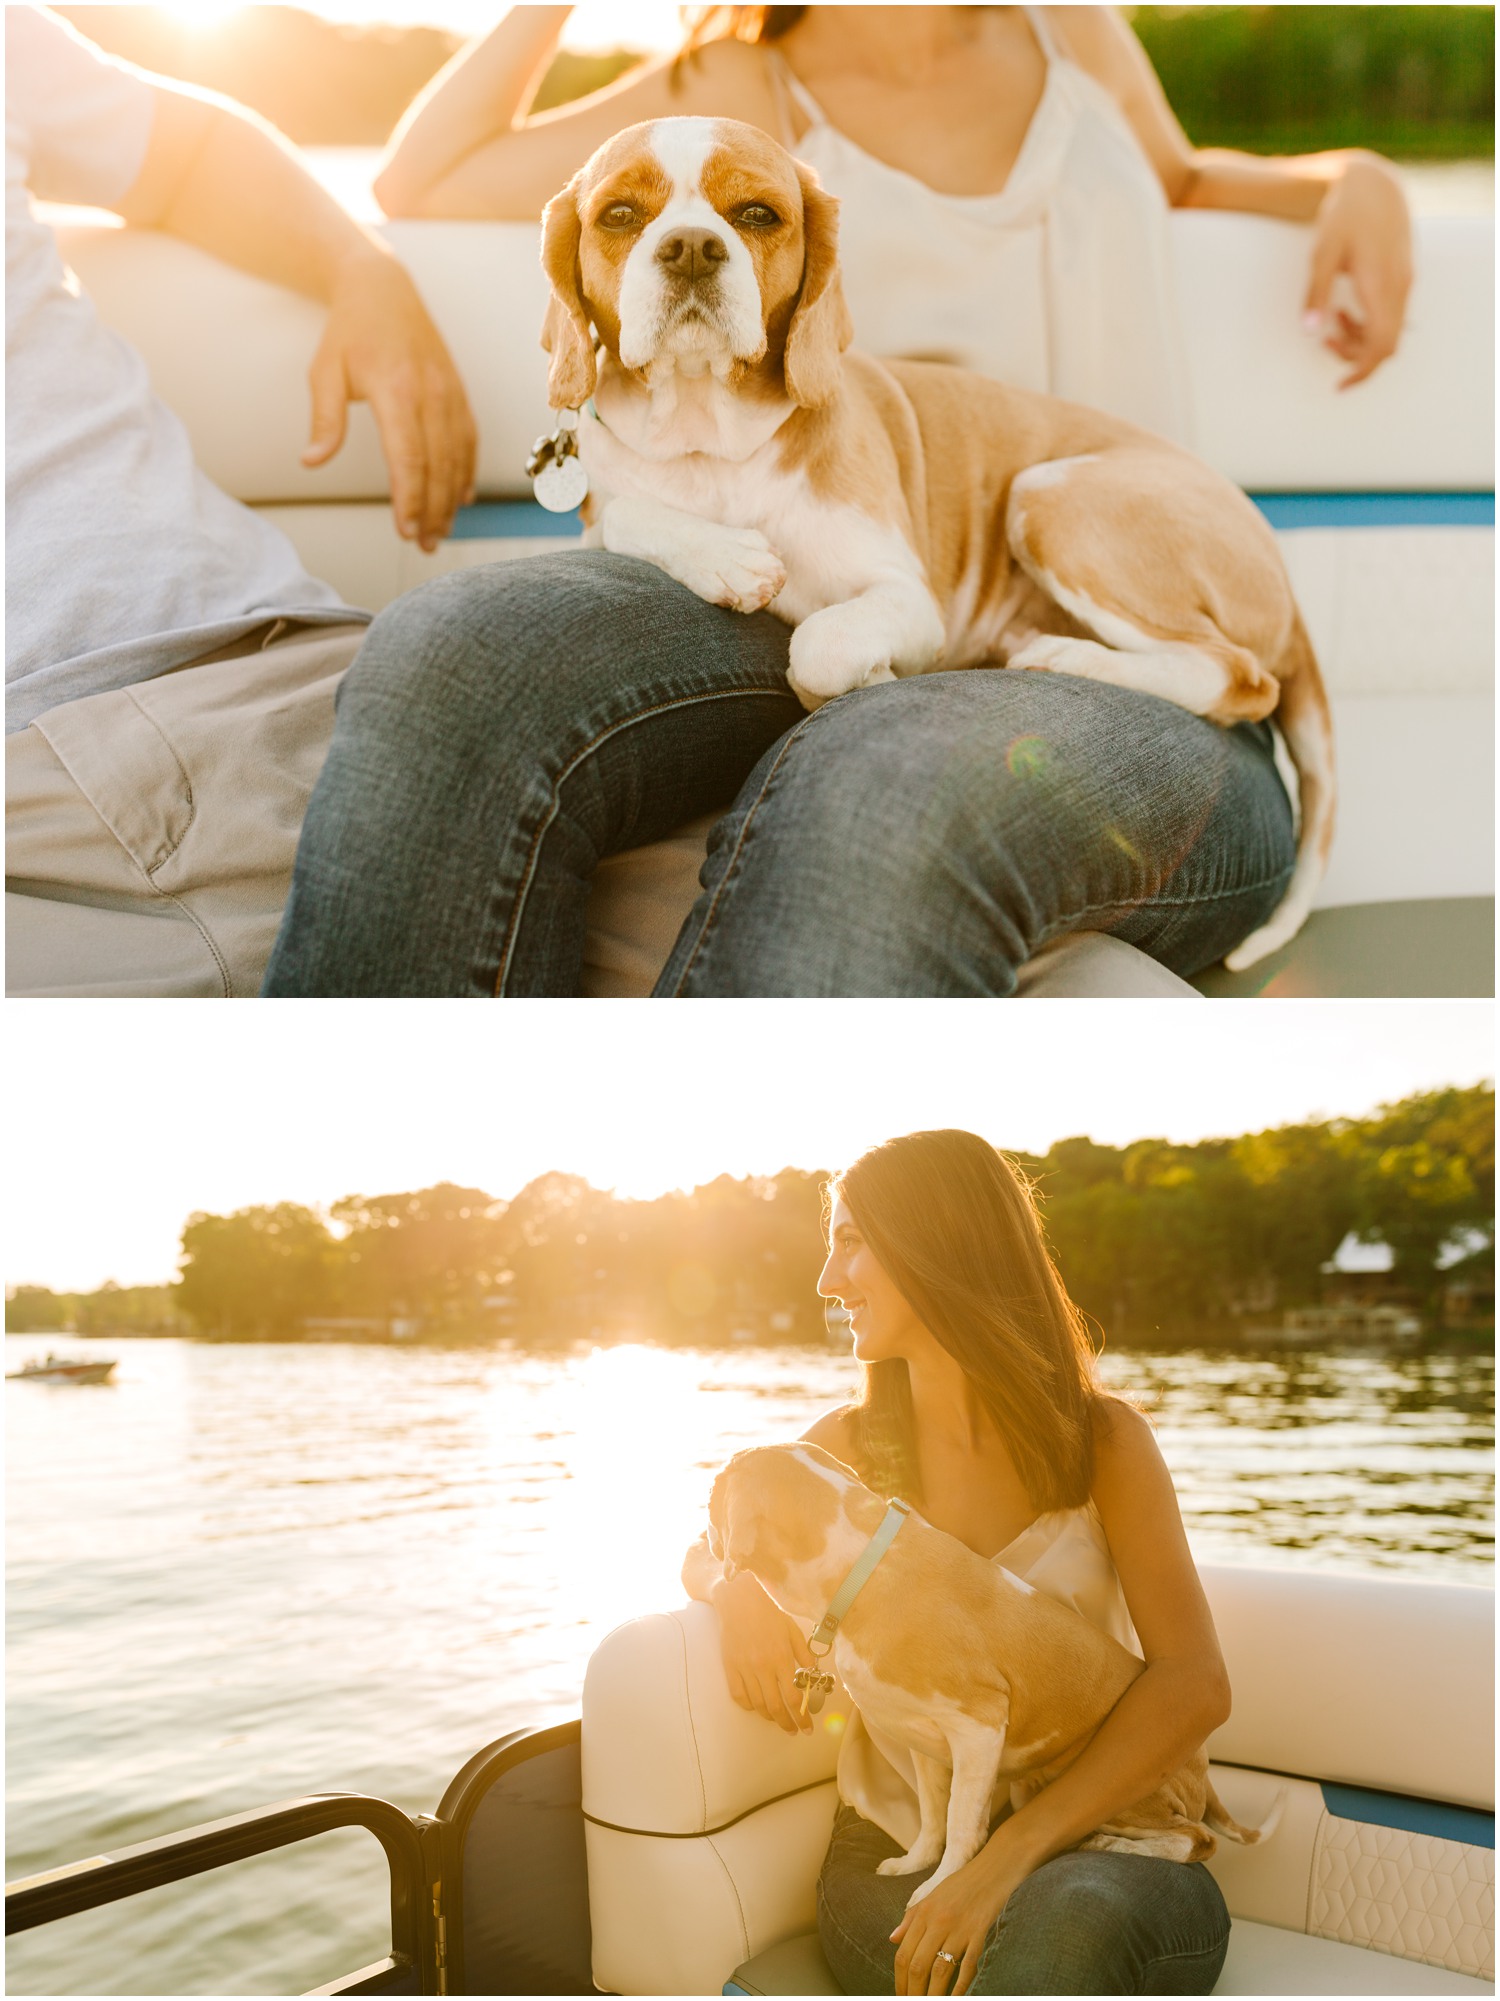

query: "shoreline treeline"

left=59, top=7, right=1495, bottom=161
left=7, top=1086, right=1492, bottom=1348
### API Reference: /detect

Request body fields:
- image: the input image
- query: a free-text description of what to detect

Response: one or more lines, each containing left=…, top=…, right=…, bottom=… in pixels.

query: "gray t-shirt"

left=5, top=6, right=368, bottom=734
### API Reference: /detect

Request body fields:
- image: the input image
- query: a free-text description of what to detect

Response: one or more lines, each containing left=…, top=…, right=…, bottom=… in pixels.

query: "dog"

left=707, top=1442, right=1270, bottom=1905
left=538, top=115, right=1335, bottom=970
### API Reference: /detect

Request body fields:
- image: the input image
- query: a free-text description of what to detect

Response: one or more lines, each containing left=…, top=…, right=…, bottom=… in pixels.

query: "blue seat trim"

left=1321, top=1781, right=1495, bottom=1848
left=723, top=1984, right=752, bottom=1996
left=450, top=493, right=1495, bottom=543
left=451, top=501, right=584, bottom=539
left=1248, top=492, right=1495, bottom=529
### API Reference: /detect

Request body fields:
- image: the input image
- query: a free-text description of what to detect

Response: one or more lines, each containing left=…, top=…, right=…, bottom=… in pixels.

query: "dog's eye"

left=597, top=203, right=640, bottom=231
left=735, top=204, right=781, bottom=230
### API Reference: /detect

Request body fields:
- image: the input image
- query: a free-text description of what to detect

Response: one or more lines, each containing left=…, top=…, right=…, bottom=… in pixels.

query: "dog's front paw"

left=875, top=1846, right=942, bottom=1881
left=680, top=525, right=787, bottom=614
left=787, top=603, right=897, bottom=710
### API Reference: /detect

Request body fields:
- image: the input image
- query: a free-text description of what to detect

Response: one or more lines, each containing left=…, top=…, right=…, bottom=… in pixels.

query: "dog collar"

left=807, top=1498, right=911, bottom=1659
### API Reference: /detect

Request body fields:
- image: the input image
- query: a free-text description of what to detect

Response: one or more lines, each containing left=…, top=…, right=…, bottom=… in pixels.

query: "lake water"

left=6, top=1334, right=1493, bottom=1996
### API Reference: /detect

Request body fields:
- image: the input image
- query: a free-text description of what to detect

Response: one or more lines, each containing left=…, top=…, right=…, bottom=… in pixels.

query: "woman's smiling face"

left=818, top=1194, right=926, bottom=1361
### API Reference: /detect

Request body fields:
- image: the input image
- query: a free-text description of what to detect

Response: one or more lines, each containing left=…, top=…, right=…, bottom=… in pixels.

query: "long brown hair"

left=678, top=6, right=807, bottom=53
left=830, top=1130, right=1109, bottom=1513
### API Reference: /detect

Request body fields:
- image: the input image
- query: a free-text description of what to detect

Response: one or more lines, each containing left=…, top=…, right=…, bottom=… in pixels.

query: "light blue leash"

left=795, top=1497, right=911, bottom=1715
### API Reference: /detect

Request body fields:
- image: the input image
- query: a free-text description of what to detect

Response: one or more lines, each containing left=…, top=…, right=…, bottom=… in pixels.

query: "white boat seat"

left=582, top=1569, right=1494, bottom=1996
left=721, top=1919, right=1496, bottom=1996
left=1192, top=896, right=1495, bottom=998
left=44, top=211, right=1492, bottom=998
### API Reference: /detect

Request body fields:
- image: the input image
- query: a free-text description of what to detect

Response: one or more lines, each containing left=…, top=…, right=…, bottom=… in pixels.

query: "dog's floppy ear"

left=783, top=165, right=853, bottom=410
left=707, top=1463, right=731, bottom=1561
left=539, top=174, right=598, bottom=409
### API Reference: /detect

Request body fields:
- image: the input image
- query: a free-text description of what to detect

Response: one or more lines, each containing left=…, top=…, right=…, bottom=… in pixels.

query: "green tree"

left=1350, top=1085, right=1495, bottom=1315
left=5, top=1286, right=70, bottom=1333
left=178, top=1203, right=338, bottom=1339
left=331, top=1183, right=509, bottom=1331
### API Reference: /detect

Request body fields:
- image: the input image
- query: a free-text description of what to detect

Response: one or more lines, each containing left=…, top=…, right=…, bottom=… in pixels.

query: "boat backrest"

left=1202, top=1563, right=1492, bottom=1809
left=54, top=212, right=1494, bottom=507
left=581, top=1568, right=1495, bottom=1996
left=51, top=209, right=1496, bottom=919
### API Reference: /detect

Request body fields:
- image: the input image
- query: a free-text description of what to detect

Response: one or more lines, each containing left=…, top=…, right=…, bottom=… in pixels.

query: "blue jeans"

left=818, top=1804, right=1231, bottom=1995
left=262, top=555, right=1294, bottom=996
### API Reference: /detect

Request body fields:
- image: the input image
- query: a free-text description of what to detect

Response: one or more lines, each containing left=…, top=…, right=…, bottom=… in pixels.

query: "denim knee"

left=333, top=554, right=645, bottom=743
left=335, top=550, right=796, bottom=756
left=972, top=1854, right=1229, bottom=1996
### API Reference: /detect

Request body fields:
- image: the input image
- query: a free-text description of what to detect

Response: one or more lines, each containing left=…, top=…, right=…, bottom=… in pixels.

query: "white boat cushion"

left=54, top=211, right=1494, bottom=499
left=583, top=1573, right=1495, bottom=1996
left=1215, top=1917, right=1494, bottom=1995
left=723, top=1921, right=1495, bottom=1995
left=1201, top=1566, right=1494, bottom=1812
left=1310, top=1816, right=1495, bottom=1982
left=1206, top=1768, right=1495, bottom=1984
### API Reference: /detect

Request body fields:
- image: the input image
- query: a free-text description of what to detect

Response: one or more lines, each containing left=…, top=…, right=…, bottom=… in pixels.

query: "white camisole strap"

left=765, top=46, right=829, bottom=147
left=1020, top=5, right=1063, bottom=65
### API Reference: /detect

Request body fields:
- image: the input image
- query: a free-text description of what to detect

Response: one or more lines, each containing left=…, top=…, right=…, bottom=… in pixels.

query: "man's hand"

left=303, top=247, right=478, bottom=551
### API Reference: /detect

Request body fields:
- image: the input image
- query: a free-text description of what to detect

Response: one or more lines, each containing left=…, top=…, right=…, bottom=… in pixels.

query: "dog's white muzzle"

left=616, top=197, right=766, bottom=376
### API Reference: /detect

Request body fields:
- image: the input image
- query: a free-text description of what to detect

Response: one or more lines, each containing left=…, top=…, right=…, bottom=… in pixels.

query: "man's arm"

left=118, top=80, right=477, bottom=548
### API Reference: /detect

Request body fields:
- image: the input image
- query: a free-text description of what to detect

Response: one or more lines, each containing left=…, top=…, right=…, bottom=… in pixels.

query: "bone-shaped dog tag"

left=794, top=1667, right=835, bottom=1718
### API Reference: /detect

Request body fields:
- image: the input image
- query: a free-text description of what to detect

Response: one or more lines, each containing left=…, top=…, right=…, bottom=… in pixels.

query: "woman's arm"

left=374, top=18, right=780, bottom=220
left=892, top=1402, right=1230, bottom=1996
left=681, top=1406, right=853, bottom=1733
left=1052, top=7, right=1412, bottom=386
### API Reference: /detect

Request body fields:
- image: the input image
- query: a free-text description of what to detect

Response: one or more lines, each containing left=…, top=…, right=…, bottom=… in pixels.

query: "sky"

left=6, top=1001, right=1491, bottom=1292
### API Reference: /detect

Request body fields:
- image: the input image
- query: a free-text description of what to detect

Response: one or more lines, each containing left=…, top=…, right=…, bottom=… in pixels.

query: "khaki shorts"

left=5, top=619, right=725, bottom=1000
left=6, top=622, right=366, bottom=997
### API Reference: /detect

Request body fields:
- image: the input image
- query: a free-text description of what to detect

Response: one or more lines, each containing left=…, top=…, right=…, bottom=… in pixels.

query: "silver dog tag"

left=533, top=453, right=589, bottom=513
left=794, top=1667, right=835, bottom=1718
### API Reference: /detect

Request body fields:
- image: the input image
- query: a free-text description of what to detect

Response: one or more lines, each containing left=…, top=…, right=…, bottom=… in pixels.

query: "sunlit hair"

left=828, top=1130, right=1111, bottom=1513
left=678, top=6, right=807, bottom=55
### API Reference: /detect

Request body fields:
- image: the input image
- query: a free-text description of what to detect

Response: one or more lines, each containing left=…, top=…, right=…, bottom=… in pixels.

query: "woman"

left=264, top=9, right=1407, bottom=996
left=376, top=6, right=1412, bottom=397
left=683, top=1130, right=1233, bottom=1995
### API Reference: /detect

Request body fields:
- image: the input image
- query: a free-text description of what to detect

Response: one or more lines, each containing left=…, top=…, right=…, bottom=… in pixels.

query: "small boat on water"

left=4, top=1565, right=1492, bottom=1995
left=5, top=1354, right=117, bottom=1386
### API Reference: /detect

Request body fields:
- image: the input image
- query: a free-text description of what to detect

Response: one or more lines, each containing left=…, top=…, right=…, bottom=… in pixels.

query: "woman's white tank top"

left=836, top=1498, right=1141, bottom=1848
left=768, top=8, right=1194, bottom=444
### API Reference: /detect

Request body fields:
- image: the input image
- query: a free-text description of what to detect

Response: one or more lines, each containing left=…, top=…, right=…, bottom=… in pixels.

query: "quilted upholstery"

left=1310, top=1818, right=1496, bottom=1981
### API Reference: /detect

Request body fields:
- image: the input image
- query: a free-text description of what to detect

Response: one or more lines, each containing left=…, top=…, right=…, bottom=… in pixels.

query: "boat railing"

left=4, top=1720, right=592, bottom=1996
left=5, top=1792, right=441, bottom=1996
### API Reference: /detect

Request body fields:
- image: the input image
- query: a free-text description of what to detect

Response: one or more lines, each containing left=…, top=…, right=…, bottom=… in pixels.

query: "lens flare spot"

left=1006, top=735, right=1052, bottom=779
left=822, top=1709, right=848, bottom=1735
left=1105, top=827, right=1143, bottom=865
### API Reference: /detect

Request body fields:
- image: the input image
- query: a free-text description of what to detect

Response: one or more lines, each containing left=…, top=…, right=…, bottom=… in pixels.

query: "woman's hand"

left=889, top=1833, right=1030, bottom=1996
left=1303, top=153, right=1413, bottom=388
left=712, top=1568, right=820, bottom=1734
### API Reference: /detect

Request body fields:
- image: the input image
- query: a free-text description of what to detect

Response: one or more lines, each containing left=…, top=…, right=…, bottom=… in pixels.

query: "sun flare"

left=154, top=2, right=246, bottom=29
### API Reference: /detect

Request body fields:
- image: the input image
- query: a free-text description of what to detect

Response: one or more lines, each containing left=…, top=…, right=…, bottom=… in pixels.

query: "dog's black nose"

left=655, top=227, right=728, bottom=282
